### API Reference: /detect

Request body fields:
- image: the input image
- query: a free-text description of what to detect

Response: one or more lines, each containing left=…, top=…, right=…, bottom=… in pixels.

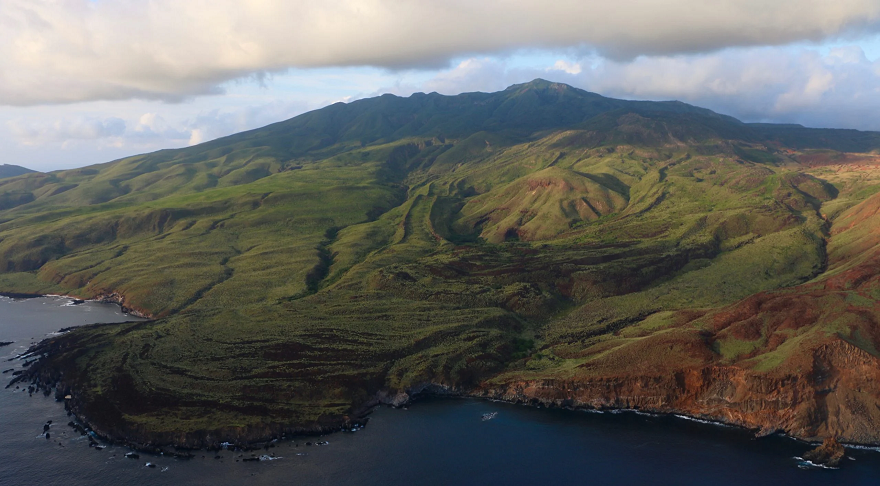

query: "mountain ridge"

left=0, top=164, right=36, bottom=180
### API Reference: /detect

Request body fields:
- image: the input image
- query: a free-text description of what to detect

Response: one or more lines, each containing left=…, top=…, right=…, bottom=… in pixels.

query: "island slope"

left=7, top=80, right=880, bottom=447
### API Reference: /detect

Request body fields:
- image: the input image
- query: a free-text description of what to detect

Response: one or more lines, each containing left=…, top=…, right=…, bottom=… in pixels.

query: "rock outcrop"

left=803, top=437, right=845, bottom=467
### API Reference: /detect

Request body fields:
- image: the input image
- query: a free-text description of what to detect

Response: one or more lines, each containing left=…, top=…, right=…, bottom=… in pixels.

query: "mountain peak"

left=506, top=78, right=575, bottom=93
left=507, top=78, right=556, bottom=88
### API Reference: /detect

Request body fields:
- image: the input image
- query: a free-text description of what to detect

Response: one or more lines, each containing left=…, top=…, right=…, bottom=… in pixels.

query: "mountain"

left=0, top=164, right=36, bottom=180
left=8, top=80, right=880, bottom=448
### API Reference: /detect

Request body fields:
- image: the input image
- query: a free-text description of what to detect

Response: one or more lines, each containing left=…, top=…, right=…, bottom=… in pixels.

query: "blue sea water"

left=2, top=295, right=880, bottom=485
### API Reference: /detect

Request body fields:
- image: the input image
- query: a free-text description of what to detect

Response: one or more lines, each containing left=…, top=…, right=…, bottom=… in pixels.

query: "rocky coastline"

left=5, top=291, right=878, bottom=462
left=9, top=341, right=876, bottom=462
left=86, top=292, right=153, bottom=319
left=8, top=379, right=367, bottom=456
left=0, top=291, right=153, bottom=319
left=8, top=362, right=368, bottom=453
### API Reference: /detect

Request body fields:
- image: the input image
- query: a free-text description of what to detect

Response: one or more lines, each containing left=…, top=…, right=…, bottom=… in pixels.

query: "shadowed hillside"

left=8, top=80, right=880, bottom=447
left=0, top=164, right=36, bottom=180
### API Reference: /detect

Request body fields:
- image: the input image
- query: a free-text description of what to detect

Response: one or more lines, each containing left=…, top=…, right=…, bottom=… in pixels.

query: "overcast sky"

left=4, top=0, right=880, bottom=171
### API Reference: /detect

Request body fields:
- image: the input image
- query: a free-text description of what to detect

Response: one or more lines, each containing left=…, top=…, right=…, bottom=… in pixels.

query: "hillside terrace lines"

left=37, top=244, right=130, bottom=289
left=10, top=81, right=880, bottom=448
left=176, top=263, right=235, bottom=315
left=796, top=152, right=880, bottom=169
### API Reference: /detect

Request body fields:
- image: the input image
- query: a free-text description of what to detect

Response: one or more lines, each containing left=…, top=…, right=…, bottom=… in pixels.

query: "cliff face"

left=478, top=339, right=880, bottom=443
left=472, top=186, right=880, bottom=445
left=20, top=333, right=880, bottom=449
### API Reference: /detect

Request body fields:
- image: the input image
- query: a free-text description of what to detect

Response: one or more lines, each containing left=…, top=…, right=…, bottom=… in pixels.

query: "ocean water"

left=2, top=295, right=880, bottom=485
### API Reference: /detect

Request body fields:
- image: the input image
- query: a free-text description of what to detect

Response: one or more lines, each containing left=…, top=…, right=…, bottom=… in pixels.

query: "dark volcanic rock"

left=803, top=437, right=845, bottom=467
left=0, top=341, right=12, bottom=348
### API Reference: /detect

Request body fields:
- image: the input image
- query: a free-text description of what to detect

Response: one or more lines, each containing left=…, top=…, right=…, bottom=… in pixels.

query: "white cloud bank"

left=3, top=0, right=880, bottom=105
left=575, top=46, right=880, bottom=130
left=3, top=98, right=314, bottom=167
left=7, top=116, right=126, bottom=145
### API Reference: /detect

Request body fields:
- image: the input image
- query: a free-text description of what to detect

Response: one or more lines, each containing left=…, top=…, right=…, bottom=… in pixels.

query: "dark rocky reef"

left=803, top=437, right=846, bottom=467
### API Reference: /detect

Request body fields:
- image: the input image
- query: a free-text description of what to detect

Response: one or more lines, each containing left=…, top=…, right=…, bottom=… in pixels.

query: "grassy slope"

left=0, top=164, right=36, bottom=180
left=7, top=80, right=880, bottom=443
left=490, top=153, right=880, bottom=391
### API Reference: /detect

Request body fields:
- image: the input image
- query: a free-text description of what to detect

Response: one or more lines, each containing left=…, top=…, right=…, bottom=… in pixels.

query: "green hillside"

left=8, top=80, right=880, bottom=446
left=0, top=164, right=36, bottom=180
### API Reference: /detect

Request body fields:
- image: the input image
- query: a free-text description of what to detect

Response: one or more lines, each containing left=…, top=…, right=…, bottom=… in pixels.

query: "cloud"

left=126, top=100, right=312, bottom=148
left=7, top=116, right=126, bottom=145
left=5, top=98, right=312, bottom=157
left=2, top=0, right=880, bottom=105
left=575, top=46, right=880, bottom=130
left=181, top=99, right=311, bottom=145
left=422, top=58, right=510, bottom=95
left=131, top=113, right=190, bottom=141
left=552, top=60, right=582, bottom=75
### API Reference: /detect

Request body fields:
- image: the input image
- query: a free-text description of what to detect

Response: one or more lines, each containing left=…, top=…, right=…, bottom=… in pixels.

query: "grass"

left=6, top=80, right=880, bottom=443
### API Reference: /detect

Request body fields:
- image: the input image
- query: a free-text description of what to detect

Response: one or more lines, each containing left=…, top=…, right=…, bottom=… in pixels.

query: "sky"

left=4, top=1, right=880, bottom=172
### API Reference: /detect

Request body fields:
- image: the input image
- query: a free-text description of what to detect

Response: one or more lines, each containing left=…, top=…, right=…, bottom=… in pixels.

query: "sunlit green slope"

left=6, top=80, right=880, bottom=444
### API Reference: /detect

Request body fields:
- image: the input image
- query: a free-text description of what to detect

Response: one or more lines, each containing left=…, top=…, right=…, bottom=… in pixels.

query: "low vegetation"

left=6, top=80, right=880, bottom=444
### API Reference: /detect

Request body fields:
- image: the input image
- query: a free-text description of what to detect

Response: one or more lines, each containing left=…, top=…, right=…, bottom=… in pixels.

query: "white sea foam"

left=841, top=444, right=880, bottom=452
left=672, top=414, right=734, bottom=428
left=610, top=408, right=636, bottom=414
left=606, top=408, right=661, bottom=417
left=632, top=410, right=661, bottom=417
left=793, top=456, right=839, bottom=470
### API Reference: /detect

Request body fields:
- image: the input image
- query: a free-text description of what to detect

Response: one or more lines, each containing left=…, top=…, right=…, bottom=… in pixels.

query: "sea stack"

left=803, top=438, right=845, bottom=468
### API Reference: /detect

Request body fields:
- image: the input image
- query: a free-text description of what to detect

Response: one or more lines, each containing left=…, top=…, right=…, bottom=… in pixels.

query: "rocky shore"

left=6, top=292, right=880, bottom=458
left=802, top=438, right=846, bottom=468
left=9, top=340, right=876, bottom=462
left=8, top=353, right=367, bottom=452
left=0, top=292, right=152, bottom=319
left=87, top=292, right=153, bottom=319
left=473, top=338, right=880, bottom=445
